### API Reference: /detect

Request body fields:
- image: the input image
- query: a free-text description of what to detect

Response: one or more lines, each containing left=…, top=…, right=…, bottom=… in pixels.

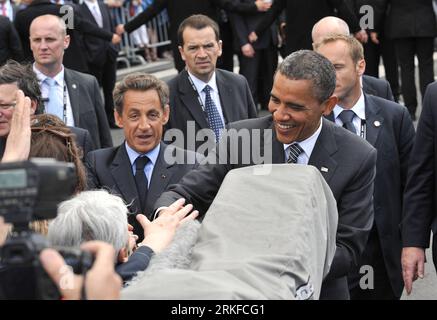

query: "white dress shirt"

left=1, top=0, right=14, bottom=22
left=283, top=119, right=323, bottom=164
left=125, top=142, right=160, bottom=188
left=187, top=70, right=226, bottom=126
left=333, top=90, right=366, bottom=137
left=33, top=64, right=75, bottom=126
left=84, top=0, right=103, bottom=28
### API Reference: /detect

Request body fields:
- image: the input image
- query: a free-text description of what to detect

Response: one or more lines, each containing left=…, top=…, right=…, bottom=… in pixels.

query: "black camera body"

left=0, top=159, right=93, bottom=299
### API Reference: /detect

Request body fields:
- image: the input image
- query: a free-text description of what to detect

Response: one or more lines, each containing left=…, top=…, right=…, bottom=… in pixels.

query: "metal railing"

left=110, top=5, right=171, bottom=68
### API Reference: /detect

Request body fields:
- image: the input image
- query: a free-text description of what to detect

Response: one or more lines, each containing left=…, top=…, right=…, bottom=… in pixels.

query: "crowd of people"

left=1, top=0, right=437, bottom=300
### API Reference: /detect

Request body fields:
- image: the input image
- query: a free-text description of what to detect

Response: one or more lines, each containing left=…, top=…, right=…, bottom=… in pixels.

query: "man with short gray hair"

left=155, top=50, right=377, bottom=299
left=48, top=190, right=198, bottom=282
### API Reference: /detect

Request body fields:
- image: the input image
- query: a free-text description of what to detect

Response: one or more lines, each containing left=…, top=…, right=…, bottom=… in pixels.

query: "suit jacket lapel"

left=308, top=119, right=338, bottom=183
left=146, top=142, right=175, bottom=218
left=99, top=2, right=111, bottom=30
left=216, top=70, right=233, bottom=123
left=179, top=70, right=209, bottom=129
left=64, top=69, right=80, bottom=125
left=364, top=94, right=383, bottom=147
left=110, top=144, right=141, bottom=213
left=82, top=4, right=95, bottom=25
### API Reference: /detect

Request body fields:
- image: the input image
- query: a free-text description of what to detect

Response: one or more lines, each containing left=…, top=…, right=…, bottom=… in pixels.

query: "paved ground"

left=113, top=56, right=437, bottom=300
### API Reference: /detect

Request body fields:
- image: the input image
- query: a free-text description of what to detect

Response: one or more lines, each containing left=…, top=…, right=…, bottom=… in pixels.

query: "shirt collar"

left=33, top=64, right=65, bottom=86
left=84, top=0, right=98, bottom=9
left=333, top=90, right=366, bottom=121
left=187, top=70, right=218, bottom=94
left=283, top=119, right=323, bottom=159
left=125, top=141, right=160, bottom=167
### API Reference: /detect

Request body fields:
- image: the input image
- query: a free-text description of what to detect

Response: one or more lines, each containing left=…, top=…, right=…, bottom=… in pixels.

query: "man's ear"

left=322, top=95, right=338, bottom=116
left=217, top=40, right=223, bottom=57
left=117, top=248, right=129, bottom=263
left=64, top=35, right=70, bottom=50
left=30, top=100, right=37, bottom=115
left=161, top=104, right=170, bottom=125
left=178, top=45, right=186, bottom=62
left=357, top=58, right=366, bottom=77
left=114, top=109, right=123, bottom=128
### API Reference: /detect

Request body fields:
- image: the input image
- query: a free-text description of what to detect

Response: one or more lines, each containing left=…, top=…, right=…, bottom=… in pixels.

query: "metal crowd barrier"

left=110, top=5, right=171, bottom=68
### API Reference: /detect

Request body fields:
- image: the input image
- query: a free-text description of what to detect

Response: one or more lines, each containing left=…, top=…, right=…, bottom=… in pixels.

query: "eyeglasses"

left=0, top=102, right=16, bottom=110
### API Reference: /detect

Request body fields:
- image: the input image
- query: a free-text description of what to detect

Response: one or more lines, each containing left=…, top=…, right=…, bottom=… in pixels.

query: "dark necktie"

left=203, top=85, right=224, bottom=142
left=134, top=156, right=149, bottom=213
left=287, top=143, right=304, bottom=164
left=338, top=109, right=357, bottom=134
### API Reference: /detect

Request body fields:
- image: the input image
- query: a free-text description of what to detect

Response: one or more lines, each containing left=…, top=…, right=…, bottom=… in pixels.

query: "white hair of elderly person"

left=47, top=190, right=198, bottom=282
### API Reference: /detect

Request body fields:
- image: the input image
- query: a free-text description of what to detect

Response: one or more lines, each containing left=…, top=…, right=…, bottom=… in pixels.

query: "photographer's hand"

left=40, top=241, right=122, bottom=300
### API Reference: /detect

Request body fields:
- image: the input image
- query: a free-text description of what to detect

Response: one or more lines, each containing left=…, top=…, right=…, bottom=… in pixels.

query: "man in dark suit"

left=165, top=15, right=257, bottom=153
left=229, top=0, right=278, bottom=110
left=0, top=15, right=23, bottom=65
left=30, top=14, right=112, bottom=149
left=382, top=0, right=437, bottom=120
left=315, top=34, right=415, bottom=299
left=115, top=0, right=271, bottom=71
left=85, top=73, right=200, bottom=240
left=14, top=0, right=120, bottom=73
left=0, top=60, right=95, bottom=160
left=249, top=0, right=364, bottom=56
left=78, top=0, right=119, bottom=128
left=311, top=16, right=395, bottom=102
left=154, top=50, right=377, bottom=299
left=401, top=81, right=437, bottom=296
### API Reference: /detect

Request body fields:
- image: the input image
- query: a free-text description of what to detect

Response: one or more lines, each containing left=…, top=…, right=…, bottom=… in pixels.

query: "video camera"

left=0, top=158, right=93, bottom=299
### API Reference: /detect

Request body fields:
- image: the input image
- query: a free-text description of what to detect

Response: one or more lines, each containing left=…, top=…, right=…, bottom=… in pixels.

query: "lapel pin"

left=72, top=84, right=77, bottom=89
left=321, top=167, right=329, bottom=173
left=374, top=120, right=381, bottom=127
left=161, top=174, right=167, bottom=179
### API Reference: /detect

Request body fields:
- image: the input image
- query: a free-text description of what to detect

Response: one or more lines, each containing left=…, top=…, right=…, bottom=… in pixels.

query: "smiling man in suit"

left=155, top=50, right=377, bottom=299
left=315, top=34, right=415, bottom=299
left=85, top=73, right=199, bottom=241
left=165, top=14, right=257, bottom=153
left=30, top=14, right=112, bottom=149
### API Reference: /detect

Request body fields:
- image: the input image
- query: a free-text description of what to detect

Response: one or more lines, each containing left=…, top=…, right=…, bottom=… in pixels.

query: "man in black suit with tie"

left=0, top=60, right=94, bottom=160
left=315, top=34, right=415, bottom=299
left=79, top=0, right=119, bottom=128
left=115, top=0, right=271, bottom=72
left=155, top=50, right=377, bottom=299
left=29, top=14, right=112, bottom=149
left=85, top=73, right=200, bottom=240
left=165, top=14, right=257, bottom=153
left=401, top=81, right=437, bottom=296
left=311, top=16, right=395, bottom=102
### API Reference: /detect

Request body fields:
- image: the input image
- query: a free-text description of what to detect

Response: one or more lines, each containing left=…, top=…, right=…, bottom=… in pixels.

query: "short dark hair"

left=113, top=73, right=169, bottom=114
left=277, top=50, right=336, bottom=103
left=0, top=60, right=43, bottom=113
left=177, top=14, right=220, bottom=46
